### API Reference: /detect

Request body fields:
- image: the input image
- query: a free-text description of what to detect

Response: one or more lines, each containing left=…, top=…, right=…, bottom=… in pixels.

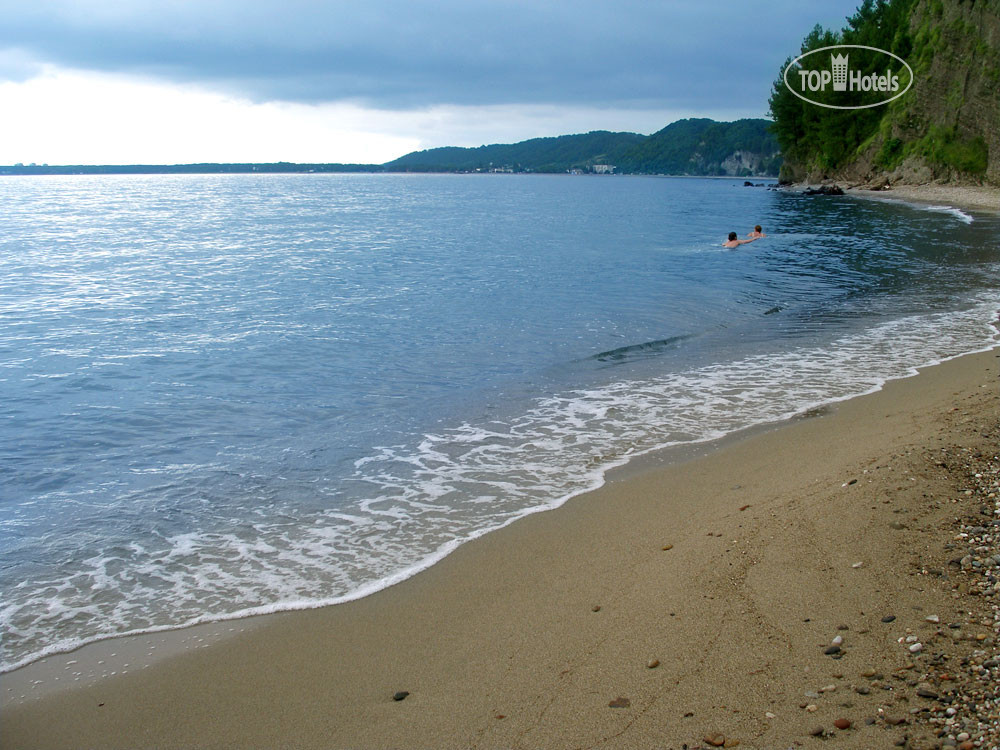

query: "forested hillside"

left=770, top=0, right=1000, bottom=185
left=386, top=118, right=780, bottom=176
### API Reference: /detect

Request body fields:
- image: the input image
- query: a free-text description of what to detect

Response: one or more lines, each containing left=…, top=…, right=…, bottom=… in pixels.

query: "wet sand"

left=3, top=347, right=998, bottom=749
left=850, top=184, right=1000, bottom=213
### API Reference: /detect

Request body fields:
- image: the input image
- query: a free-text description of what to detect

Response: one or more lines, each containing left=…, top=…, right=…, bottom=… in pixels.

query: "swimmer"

left=747, top=225, right=766, bottom=238
left=723, top=231, right=756, bottom=249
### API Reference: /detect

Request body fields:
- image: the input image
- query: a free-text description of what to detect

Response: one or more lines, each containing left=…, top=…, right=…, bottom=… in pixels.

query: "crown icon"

left=831, top=53, right=849, bottom=91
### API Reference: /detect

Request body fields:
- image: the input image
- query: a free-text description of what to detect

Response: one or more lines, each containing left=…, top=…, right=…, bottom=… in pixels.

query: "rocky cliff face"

left=785, top=0, right=1000, bottom=187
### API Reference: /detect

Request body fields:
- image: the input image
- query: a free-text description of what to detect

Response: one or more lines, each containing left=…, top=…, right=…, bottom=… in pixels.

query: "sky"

left=0, top=0, right=864, bottom=166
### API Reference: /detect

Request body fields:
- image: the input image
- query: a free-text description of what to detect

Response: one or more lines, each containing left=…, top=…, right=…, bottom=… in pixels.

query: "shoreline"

left=847, top=183, right=1000, bottom=214
left=4, top=347, right=998, bottom=749
left=3, top=339, right=992, bottom=685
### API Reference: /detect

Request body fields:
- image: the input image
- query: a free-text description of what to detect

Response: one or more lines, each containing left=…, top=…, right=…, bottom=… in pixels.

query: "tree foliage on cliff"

left=771, top=0, right=997, bottom=182
left=768, top=0, right=917, bottom=177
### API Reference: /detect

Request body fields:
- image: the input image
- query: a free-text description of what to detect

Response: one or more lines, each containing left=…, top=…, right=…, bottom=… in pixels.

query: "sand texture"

left=3, top=350, right=999, bottom=749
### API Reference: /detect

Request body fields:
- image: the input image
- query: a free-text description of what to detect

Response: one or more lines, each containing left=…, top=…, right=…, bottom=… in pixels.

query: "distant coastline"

left=1, top=117, right=781, bottom=178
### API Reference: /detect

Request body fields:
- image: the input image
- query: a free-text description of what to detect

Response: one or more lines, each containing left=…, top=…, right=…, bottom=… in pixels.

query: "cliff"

left=771, top=0, right=1000, bottom=187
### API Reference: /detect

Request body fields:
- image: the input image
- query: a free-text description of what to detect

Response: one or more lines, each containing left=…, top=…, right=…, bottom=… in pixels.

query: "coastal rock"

left=803, top=185, right=844, bottom=196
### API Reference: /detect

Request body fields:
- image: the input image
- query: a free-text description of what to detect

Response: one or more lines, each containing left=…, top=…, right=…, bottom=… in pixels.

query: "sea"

left=1, top=173, right=998, bottom=674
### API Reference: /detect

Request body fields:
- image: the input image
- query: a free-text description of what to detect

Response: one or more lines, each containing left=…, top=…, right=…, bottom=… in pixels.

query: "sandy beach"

left=3, top=339, right=998, bottom=749
left=849, top=184, right=1000, bottom=214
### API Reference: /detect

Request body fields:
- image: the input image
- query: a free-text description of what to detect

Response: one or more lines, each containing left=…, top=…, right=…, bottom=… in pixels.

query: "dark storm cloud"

left=0, top=0, right=862, bottom=111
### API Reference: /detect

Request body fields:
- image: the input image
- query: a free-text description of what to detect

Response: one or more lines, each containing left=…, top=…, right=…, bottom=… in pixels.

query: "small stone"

left=925, top=614, right=939, bottom=623
left=915, top=688, right=938, bottom=700
left=861, top=668, right=877, bottom=678
left=646, top=659, right=660, bottom=669
left=956, top=733, right=970, bottom=742
left=393, top=691, right=410, bottom=701
left=591, top=605, right=601, bottom=612
left=765, top=712, right=776, bottom=719
left=824, top=645, right=841, bottom=655
left=852, top=561, right=863, bottom=568
left=908, top=642, right=923, bottom=653
left=833, top=718, right=851, bottom=730
left=661, top=544, right=674, bottom=550
left=704, top=733, right=726, bottom=747
left=881, top=615, right=896, bottom=623
left=723, top=740, right=740, bottom=748
left=809, top=726, right=824, bottom=736
left=855, top=686, right=870, bottom=695
left=805, top=704, right=818, bottom=712
left=831, top=635, right=843, bottom=646
left=608, top=697, right=630, bottom=708
left=890, top=521, right=906, bottom=530
left=959, top=742, right=975, bottom=750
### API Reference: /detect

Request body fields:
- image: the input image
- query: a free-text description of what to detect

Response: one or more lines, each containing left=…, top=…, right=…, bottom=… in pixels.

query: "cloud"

left=0, top=0, right=862, bottom=111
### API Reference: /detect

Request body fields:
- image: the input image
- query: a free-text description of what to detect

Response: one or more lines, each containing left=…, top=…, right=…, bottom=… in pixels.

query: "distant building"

left=591, top=164, right=614, bottom=174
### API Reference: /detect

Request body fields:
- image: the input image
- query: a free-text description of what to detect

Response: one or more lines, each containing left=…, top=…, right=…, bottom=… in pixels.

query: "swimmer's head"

left=754, top=225, right=762, bottom=233
left=728, top=232, right=738, bottom=241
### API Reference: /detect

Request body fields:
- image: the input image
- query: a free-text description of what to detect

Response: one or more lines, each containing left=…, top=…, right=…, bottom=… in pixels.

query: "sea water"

left=1, top=173, right=998, bottom=672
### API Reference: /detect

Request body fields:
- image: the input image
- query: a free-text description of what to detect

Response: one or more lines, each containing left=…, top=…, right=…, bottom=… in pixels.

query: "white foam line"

left=5, top=305, right=999, bottom=675
left=924, top=205, right=975, bottom=224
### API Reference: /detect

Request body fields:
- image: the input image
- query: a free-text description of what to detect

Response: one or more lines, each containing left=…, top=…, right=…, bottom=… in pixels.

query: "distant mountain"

left=616, top=118, right=781, bottom=176
left=0, top=118, right=781, bottom=177
left=386, top=118, right=781, bottom=177
left=383, top=130, right=647, bottom=173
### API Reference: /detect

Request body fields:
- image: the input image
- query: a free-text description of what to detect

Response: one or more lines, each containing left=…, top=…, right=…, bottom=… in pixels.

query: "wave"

left=4, top=296, right=997, bottom=674
left=923, top=205, right=975, bottom=224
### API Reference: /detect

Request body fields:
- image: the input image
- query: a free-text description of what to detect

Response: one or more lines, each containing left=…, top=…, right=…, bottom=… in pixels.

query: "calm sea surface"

left=1, top=174, right=998, bottom=671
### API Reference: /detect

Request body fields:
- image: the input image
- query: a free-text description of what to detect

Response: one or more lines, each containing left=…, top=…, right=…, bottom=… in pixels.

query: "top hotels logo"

left=783, top=44, right=913, bottom=110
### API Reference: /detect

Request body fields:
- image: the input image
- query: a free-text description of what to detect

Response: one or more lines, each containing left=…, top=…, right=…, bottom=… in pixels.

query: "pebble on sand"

left=608, top=697, right=630, bottom=708
left=661, top=544, right=674, bottom=550
left=703, top=733, right=726, bottom=747
left=646, top=659, right=660, bottom=669
left=833, top=718, right=851, bottom=730
left=392, top=691, right=410, bottom=702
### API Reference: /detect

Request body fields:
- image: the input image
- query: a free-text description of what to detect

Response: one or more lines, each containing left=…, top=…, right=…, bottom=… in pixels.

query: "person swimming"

left=747, top=225, right=766, bottom=238
left=722, top=231, right=756, bottom=249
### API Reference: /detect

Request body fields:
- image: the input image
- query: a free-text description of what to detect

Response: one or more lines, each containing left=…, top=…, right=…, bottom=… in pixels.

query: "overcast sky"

left=0, top=0, right=863, bottom=165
